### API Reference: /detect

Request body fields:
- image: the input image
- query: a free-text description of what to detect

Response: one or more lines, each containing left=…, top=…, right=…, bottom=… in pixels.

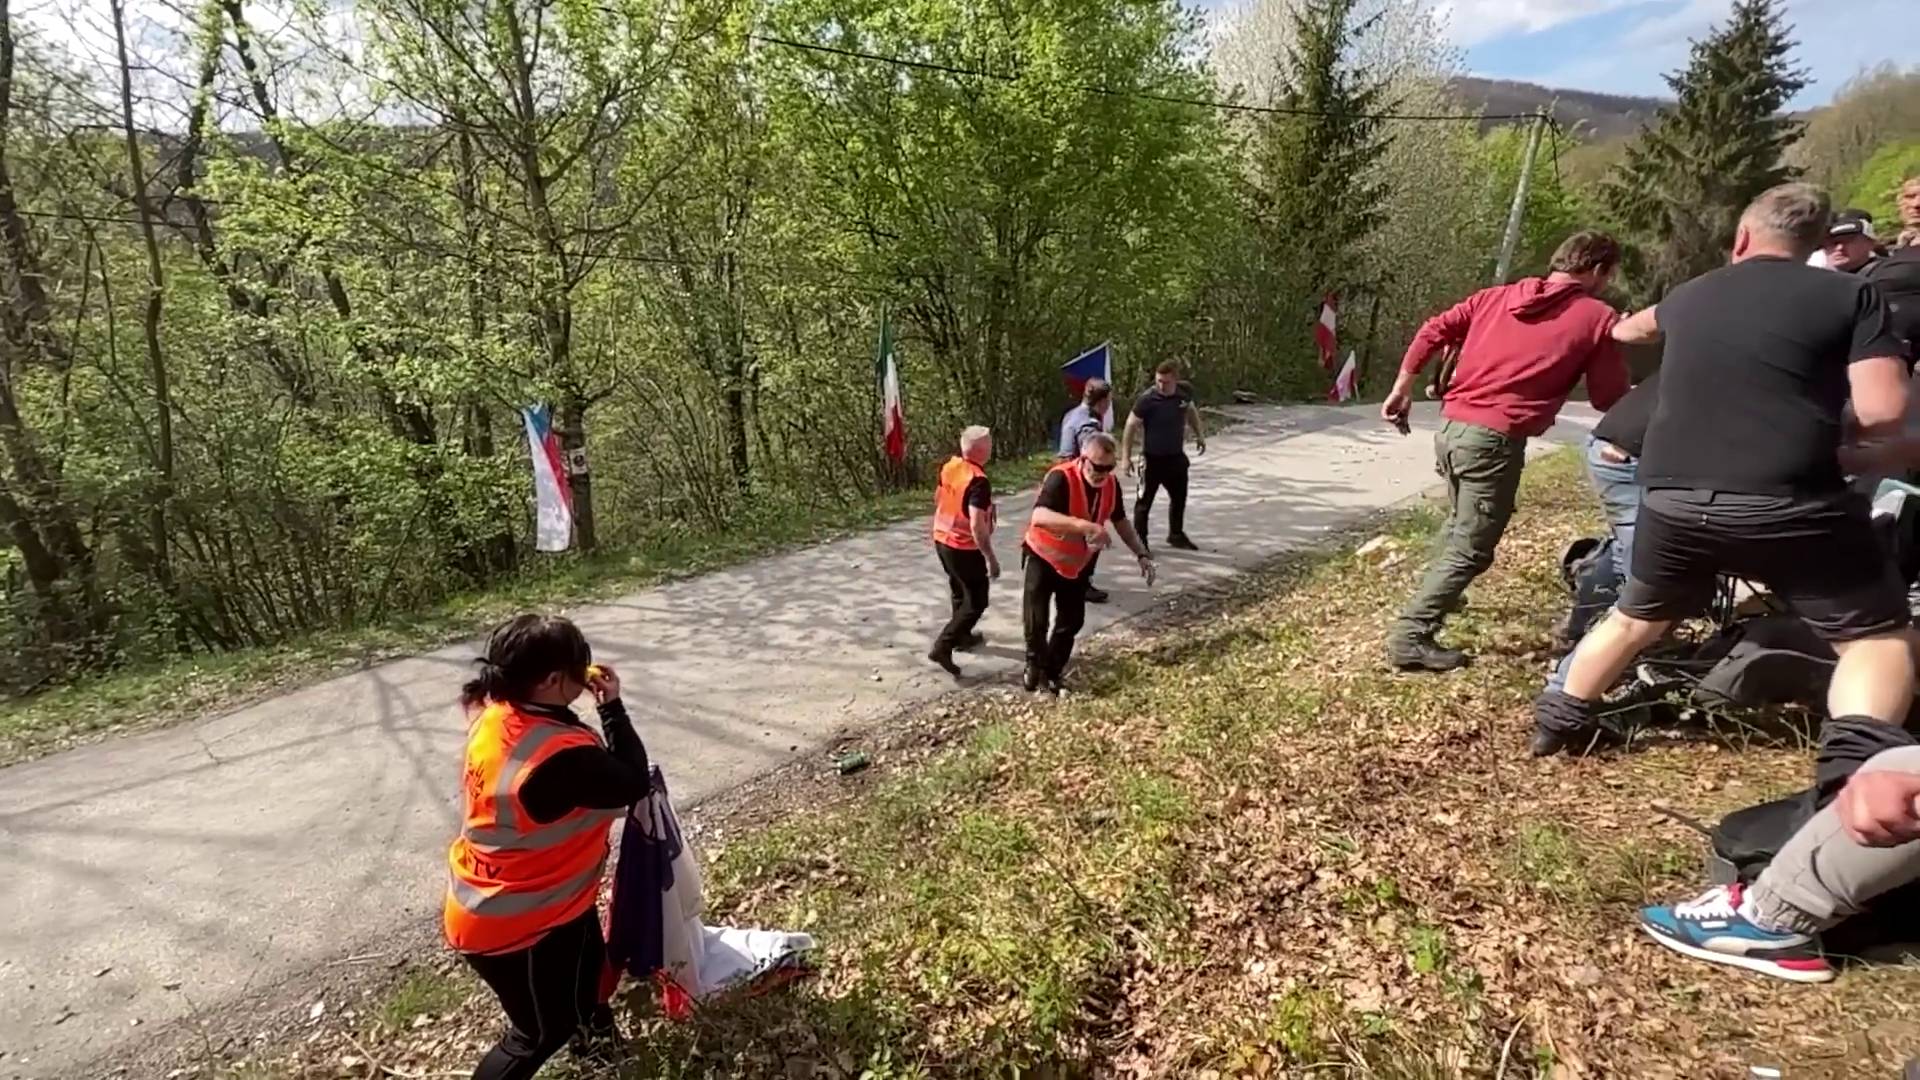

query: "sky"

left=1439, top=0, right=1914, bottom=108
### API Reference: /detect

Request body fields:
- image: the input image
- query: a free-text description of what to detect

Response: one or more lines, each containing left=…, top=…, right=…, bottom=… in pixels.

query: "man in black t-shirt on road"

left=1120, top=360, right=1207, bottom=551
left=1534, top=183, right=1915, bottom=760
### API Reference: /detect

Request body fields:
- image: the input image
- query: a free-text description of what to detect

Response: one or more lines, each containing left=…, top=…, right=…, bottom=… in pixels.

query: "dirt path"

left=0, top=402, right=1597, bottom=1078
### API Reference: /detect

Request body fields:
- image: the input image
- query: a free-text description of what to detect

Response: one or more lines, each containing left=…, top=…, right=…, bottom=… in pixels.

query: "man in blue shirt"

left=1058, top=379, right=1113, bottom=603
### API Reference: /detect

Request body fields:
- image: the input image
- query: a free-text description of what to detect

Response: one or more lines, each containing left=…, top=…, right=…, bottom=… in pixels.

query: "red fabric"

left=1399, top=276, right=1626, bottom=437
left=1314, top=293, right=1338, bottom=370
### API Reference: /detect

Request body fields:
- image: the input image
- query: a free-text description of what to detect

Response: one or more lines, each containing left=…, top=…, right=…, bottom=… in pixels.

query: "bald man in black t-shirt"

left=1535, top=183, right=1914, bottom=759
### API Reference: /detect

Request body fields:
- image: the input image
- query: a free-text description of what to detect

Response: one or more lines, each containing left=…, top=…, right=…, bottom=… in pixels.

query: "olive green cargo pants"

left=1390, top=419, right=1527, bottom=646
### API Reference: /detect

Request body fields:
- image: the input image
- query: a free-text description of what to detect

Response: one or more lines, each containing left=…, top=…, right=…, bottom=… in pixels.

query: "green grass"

left=373, top=968, right=471, bottom=1032
left=0, top=448, right=1064, bottom=765
left=227, top=443, right=1920, bottom=1077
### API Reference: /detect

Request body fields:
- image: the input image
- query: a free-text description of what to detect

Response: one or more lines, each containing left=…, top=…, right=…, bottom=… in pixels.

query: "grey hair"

left=1741, top=183, right=1832, bottom=257
left=959, top=425, right=992, bottom=452
left=1082, top=432, right=1118, bottom=456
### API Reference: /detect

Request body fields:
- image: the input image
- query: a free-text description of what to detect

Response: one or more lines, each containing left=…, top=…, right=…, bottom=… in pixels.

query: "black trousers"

left=464, top=908, right=617, bottom=1080
left=934, top=542, right=990, bottom=651
left=1023, top=550, right=1089, bottom=680
left=1134, top=452, right=1190, bottom=542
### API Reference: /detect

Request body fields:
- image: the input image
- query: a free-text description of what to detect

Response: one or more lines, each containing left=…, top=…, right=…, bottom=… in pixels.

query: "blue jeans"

left=1548, top=436, right=1641, bottom=691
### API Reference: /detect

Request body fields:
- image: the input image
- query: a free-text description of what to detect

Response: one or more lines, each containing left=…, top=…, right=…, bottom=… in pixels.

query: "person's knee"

left=1056, top=608, right=1086, bottom=636
left=1859, top=745, right=1920, bottom=776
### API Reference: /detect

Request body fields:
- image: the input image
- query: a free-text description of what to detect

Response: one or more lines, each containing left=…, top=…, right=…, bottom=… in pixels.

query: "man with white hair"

left=1535, top=182, right=1914, bottom=765
left=928, top=425, right=1000, bottom=677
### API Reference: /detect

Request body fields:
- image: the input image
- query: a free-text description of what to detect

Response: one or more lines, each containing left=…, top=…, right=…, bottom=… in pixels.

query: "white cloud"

left=1433, top=0, right=1645, bottom=48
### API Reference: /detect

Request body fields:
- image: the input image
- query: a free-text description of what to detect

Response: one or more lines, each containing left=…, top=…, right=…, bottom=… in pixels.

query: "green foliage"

left=0, top=0, right=1534, bottom=710
left=1602, top=0, right=1807, bottom=300
left=1790, top=64, right=1920, bottom=194
left=1845, top=139, right=1920, bottom=226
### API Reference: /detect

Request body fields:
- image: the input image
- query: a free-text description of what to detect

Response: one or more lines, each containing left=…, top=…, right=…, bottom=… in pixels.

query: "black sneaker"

left=1387, top=638, right=1468, bottom=673
left=1086, top=586, right=1111, bottom=604
left=958, top=632, right=986, bottom=652
left=1023, top=665, right=1043, bottom=693
left=927, top=648, right=961, bottom=677
left=1167, top=534, right=1199, bottom=551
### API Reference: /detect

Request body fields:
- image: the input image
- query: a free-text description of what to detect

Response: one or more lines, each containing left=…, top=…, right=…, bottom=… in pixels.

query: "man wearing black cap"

left=1824, top=210, right=1884, bottom=276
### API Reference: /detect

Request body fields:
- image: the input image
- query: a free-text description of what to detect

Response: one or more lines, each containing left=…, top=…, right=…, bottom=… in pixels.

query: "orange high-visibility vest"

left=932, top=456, right=994, bottom=550
left=443, top=701, right=619, bottom=956
left=1023, top=459, right=1117, bottom=579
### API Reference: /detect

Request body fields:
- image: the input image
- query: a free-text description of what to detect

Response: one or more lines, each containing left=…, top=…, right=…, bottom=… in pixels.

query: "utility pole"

left=1432, top=110, right=1546, bottom=400
left=1493, top=110, right=1546, bottom=284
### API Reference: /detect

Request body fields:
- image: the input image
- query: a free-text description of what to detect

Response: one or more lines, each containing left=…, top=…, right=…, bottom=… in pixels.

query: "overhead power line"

left=749, top=33, right=1549, bottom=124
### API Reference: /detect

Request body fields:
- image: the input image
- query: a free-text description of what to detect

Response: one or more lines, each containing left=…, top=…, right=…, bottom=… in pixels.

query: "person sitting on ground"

left=928, top=425, right=1000, bottom=677
left=1380, top=230, right=1630, bottom=673
left=1058, top=378, right=1114, bottom=604
left=1640, top=743, right=1920, bottom=983
left=1533, top=183, right=1915, bottom=759
left=444, top=614, right=651, bottom=1080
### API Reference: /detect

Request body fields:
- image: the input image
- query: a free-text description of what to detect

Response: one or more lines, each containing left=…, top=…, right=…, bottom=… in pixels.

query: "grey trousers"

left=1749, top=746, right=1920, bottom=934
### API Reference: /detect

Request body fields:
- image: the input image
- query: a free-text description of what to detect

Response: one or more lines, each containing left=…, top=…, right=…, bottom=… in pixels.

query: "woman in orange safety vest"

left=445, top=614, right=652, bottom=1080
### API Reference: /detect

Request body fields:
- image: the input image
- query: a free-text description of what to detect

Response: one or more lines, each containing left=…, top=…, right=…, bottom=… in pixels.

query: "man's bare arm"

left=969, top=506, right=997, bottom=569
left=1611, top=306, right=1661, bottom=345
left=1110, top=516, right=1156, bottom=585
left=1120, top=414, right=1143, bottom=470
left=1030, top=506, right=1100, bottom=538
left=1849, top=355, right=1910, bottom=437
left=1185, top=404, right=1207, bottom=454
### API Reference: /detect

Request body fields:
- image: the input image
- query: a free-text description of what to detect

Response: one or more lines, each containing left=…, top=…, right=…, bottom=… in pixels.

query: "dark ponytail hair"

left=461, top=614, right=593, bottom=709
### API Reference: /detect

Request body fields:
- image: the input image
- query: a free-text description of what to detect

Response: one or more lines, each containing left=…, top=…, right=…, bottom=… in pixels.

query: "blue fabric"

left=1058, top=404, right=1099, bottom=459
left=603, top=766, right=675, bottom=984
left=1549, top=435, right=1643, bottom=691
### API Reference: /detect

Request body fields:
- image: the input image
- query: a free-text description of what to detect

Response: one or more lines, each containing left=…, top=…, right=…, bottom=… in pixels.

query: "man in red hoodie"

left=1382, top=231, right=1628, bottom=672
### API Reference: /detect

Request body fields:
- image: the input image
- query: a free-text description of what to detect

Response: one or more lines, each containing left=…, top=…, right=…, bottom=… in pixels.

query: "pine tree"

left=1602, top=0, right=1807, bottom=298
left=1245, top=0, right=1392, bottom=295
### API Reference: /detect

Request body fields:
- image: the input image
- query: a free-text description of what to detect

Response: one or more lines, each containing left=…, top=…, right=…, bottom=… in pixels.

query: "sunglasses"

left=1083, top=459, right=1116, bottom=476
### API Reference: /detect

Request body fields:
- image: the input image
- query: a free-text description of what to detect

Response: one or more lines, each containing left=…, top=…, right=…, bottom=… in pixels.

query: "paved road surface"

left=0, top=402, right=1597, bottom=1077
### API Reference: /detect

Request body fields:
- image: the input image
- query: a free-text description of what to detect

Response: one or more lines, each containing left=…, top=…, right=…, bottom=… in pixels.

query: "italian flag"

left=877, top=308, right=906, bottom=463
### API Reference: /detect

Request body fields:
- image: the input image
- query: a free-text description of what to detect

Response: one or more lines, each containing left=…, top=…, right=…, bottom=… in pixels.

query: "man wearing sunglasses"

left=1022, top=432, right=1155, bottom=694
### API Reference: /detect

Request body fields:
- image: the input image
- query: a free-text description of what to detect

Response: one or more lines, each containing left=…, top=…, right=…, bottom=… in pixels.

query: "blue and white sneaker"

left=1639, top=883, right=1834, bottom=983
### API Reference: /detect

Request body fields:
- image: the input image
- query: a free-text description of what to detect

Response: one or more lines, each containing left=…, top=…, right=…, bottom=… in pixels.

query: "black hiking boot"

left=1388, top=637, right=1468, bottom=673
left=958, top=631, right=986, bottom=652
left=1167, top=533, right=1200, bottom=551
left=1086, top=585, right=1111, bottom=604
left=1023, top=664, right=1044, bottom=693
left=927, top=647, right=961, bottom=678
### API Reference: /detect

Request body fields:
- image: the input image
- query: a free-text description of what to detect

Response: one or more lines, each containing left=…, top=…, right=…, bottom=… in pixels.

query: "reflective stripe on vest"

left=444, top=702, right=616, bottom=955
left=1023, top=459, right=1117, bottom=579
left=933, top=456, right=992, bottom=550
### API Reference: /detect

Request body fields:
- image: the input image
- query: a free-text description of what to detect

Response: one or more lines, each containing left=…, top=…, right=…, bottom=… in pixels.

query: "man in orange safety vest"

left=929, top=425, right=1001, bottom=677
left=1023, top=431, right=1154, bottom=694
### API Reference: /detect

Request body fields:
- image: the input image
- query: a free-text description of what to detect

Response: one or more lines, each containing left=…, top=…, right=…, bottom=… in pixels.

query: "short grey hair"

left=1082, top=432, right=1118, bottom=456
left=1742, top=183, right=1832, bottom=256
left=959, top=425, right=991, bottom=452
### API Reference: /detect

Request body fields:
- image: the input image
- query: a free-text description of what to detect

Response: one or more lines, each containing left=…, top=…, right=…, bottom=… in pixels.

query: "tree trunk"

left=110, top=0, right=180, bottom=634
left=558, top=391, right=594, bottom=553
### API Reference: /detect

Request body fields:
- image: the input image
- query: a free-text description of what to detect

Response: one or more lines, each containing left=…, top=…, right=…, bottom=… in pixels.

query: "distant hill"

left=1445, top=76, right=1670, bottom=141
